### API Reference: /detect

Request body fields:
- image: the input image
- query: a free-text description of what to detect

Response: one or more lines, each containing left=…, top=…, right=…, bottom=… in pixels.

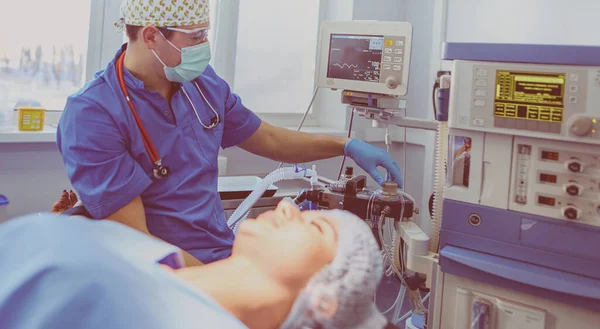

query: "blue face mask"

left=152, top=34, right=211, bottom=83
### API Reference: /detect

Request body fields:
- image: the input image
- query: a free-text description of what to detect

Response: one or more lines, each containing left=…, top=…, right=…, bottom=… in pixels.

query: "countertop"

left=0, top=125, right=58, bottom=143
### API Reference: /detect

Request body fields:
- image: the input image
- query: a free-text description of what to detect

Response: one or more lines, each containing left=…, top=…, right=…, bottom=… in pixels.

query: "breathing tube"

left=430, top=74, right=451, bottom=253
left=227, top=165, right=318, bottom=231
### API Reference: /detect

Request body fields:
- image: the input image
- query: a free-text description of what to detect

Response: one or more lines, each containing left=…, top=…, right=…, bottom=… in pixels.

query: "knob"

left=386, top=76, right=400, bottom=89
left=565, top=159, right=585, bottom=173
left=382, top=182, right=399, bottom=197
left=570, top=116, right=595, bottom=137
left=562, top=205, right=581, bottom=220
left=344, top=167, right=354, bottom=177
left=563, top=183, right=583, bottom=196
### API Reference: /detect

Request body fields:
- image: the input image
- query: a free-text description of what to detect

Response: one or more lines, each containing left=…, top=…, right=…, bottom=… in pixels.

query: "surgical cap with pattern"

left=115, top=0, right=209, bottom=31
left=279, top=209, right=387, bottom=329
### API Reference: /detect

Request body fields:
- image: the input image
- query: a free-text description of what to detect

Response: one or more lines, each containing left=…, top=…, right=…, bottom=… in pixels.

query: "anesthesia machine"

left=431, top=43, right=600, bottom=329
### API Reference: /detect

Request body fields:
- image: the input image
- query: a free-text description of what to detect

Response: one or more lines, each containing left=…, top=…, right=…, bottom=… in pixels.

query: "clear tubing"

left=391, top=285, right=407, bottom=323
left=394, top=293, right=430, bottom=325
left=372, top=190, right=427, bottom=320
left=430, top=121, right=448, bottom=252
left=379, top=284, right=406, bottom=316
left=227, top=166, right=317, bottom=229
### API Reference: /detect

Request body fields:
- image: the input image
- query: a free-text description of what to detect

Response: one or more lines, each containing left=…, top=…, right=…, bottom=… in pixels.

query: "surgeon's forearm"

left=275, top=131, right=349, bottom=163
left=240, top=123, right=349, bottom=163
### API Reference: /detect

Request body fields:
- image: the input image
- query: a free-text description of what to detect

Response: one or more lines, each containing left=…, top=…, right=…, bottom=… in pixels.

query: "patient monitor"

left=316, top=21, right=413, bottom=96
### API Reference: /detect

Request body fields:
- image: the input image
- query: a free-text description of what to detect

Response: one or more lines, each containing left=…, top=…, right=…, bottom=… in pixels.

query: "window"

left=56, top=0, right=323, bottom=123
left=232, top=0, right=321, bottom=114
left=0, top=0, right=92, bottom=111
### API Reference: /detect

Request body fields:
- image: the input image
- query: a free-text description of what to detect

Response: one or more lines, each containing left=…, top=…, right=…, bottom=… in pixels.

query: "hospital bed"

left=54, top=191, right=404, bottom=329
left=57, top=175, right=295, bottom=218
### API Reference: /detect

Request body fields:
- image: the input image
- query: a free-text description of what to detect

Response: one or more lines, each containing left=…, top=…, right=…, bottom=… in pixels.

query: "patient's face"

left=233, top=201, right=338, bottom=290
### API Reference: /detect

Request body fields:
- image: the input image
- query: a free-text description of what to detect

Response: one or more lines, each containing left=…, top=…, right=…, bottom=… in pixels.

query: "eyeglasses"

left=164, top=26, right=210, bottom=42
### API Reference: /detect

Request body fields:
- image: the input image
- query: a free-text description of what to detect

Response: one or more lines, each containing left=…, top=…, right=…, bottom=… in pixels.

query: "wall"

left=446, top=0, right=600, bottom=46
left=0, top=142, right=73, bottom=218
left=0, top=0, right=442, bottom=227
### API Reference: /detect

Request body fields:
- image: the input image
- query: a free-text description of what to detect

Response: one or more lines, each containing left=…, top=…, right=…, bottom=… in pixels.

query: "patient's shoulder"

left=0, top=214, right=185, bottom=328
left=0, top=213, right=180, bottom=266
left=0, top=215, right=249, bottom=329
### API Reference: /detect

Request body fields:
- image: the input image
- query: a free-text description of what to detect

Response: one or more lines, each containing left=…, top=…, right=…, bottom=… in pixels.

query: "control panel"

left=509, top=136, right=600, bottom=226
left=449, top=60, right=600, bottom=145
left=316, top=20, right=413, bottom=96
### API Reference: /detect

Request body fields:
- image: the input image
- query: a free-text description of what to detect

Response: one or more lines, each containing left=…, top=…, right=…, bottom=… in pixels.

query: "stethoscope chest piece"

left=153, top=164, right=171, bottom=179
left=206, top=116, right=220, bottom=129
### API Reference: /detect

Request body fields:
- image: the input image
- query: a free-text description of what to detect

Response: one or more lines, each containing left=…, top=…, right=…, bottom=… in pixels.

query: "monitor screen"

left=494, top=70, right=566, bottom=123
left=326, top=34, right=384, bottom=83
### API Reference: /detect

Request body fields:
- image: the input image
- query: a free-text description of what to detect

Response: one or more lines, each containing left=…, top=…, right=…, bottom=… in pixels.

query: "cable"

left=402, top=111, right=407, bottom=191
left=394, top=292, right=431, bottom=325
left=385, top=126, right=391, bottom=153
left=277, top=86, right=320, bottom=169
left=378, top=211, right=389, bottom=266
left=377, top=284, right=406, bottom=315
left=366, top=189, right=380, bottom=226
left=337, top=107, right=356, bottom=180
left=379, top=193, right=406, bottom=278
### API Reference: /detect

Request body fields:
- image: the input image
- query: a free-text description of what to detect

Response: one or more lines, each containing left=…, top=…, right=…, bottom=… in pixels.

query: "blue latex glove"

left=344, top=139, right=403, bottom=187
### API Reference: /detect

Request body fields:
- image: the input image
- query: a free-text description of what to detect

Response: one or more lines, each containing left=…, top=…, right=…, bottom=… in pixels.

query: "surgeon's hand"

left=344, top=139, right=403, bottom=187
left=52, top=190, right=78, bottom=214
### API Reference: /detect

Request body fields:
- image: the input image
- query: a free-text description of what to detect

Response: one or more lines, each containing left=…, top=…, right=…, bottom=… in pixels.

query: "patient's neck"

left=175, top=256, right=300, bottom=329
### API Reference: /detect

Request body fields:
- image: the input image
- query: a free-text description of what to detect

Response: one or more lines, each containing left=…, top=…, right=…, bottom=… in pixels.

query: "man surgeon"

left=57, top=0, right=403, bottom=266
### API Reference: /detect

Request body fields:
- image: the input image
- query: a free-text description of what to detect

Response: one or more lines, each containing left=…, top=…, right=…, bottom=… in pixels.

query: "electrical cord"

left=379, top=194, right=407, bottom=277
left=394, top=292, right=431, bottom=325
left=337, top=107, right=356, bottom=180
left=402, top=111, right=407, bottom=190
left=385, top=126, right=391, bottom=153
left=378, top=284, right=406, bottom=316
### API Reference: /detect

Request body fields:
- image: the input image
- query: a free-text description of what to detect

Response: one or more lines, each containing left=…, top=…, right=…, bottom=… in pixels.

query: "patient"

left=0, top=201, right=388, bottom=329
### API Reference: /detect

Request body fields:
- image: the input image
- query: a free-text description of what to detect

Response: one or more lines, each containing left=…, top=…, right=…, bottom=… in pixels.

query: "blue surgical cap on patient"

left=0, top=213, right=247, bottom=329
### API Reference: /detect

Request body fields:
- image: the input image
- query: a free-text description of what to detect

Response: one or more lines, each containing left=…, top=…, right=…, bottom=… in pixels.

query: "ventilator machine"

left=432, top=43, right=600, bottom=329
left=228, top=20, right=600, bottom=329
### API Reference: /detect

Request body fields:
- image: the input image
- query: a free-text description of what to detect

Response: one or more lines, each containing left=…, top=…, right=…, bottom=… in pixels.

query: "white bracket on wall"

left=355, top=107, right=439, bottom=132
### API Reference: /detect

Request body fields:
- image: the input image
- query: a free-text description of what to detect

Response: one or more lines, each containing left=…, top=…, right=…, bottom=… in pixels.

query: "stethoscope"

left=116, top=51, right=220, bottom=179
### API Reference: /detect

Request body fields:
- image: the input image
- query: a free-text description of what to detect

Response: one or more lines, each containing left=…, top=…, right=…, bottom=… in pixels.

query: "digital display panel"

left=327, top=34, right=383, bottom=82
left=539, top=173, right=557, bottom=184
left=494, top=71, right=566, bottom=123
left=538, top=195, right=556, bottom=207
left=541, top=150, right=559, bottom=161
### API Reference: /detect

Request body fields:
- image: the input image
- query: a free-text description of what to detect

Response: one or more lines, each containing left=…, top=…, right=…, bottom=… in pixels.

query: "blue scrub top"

left=0, top=214, right=248, bottom=329
left=57, top=44, right=262, bottom=263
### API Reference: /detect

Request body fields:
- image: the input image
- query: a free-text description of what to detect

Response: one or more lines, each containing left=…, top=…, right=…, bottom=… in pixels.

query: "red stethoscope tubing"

left=115, top=51, right=161, bottom=166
